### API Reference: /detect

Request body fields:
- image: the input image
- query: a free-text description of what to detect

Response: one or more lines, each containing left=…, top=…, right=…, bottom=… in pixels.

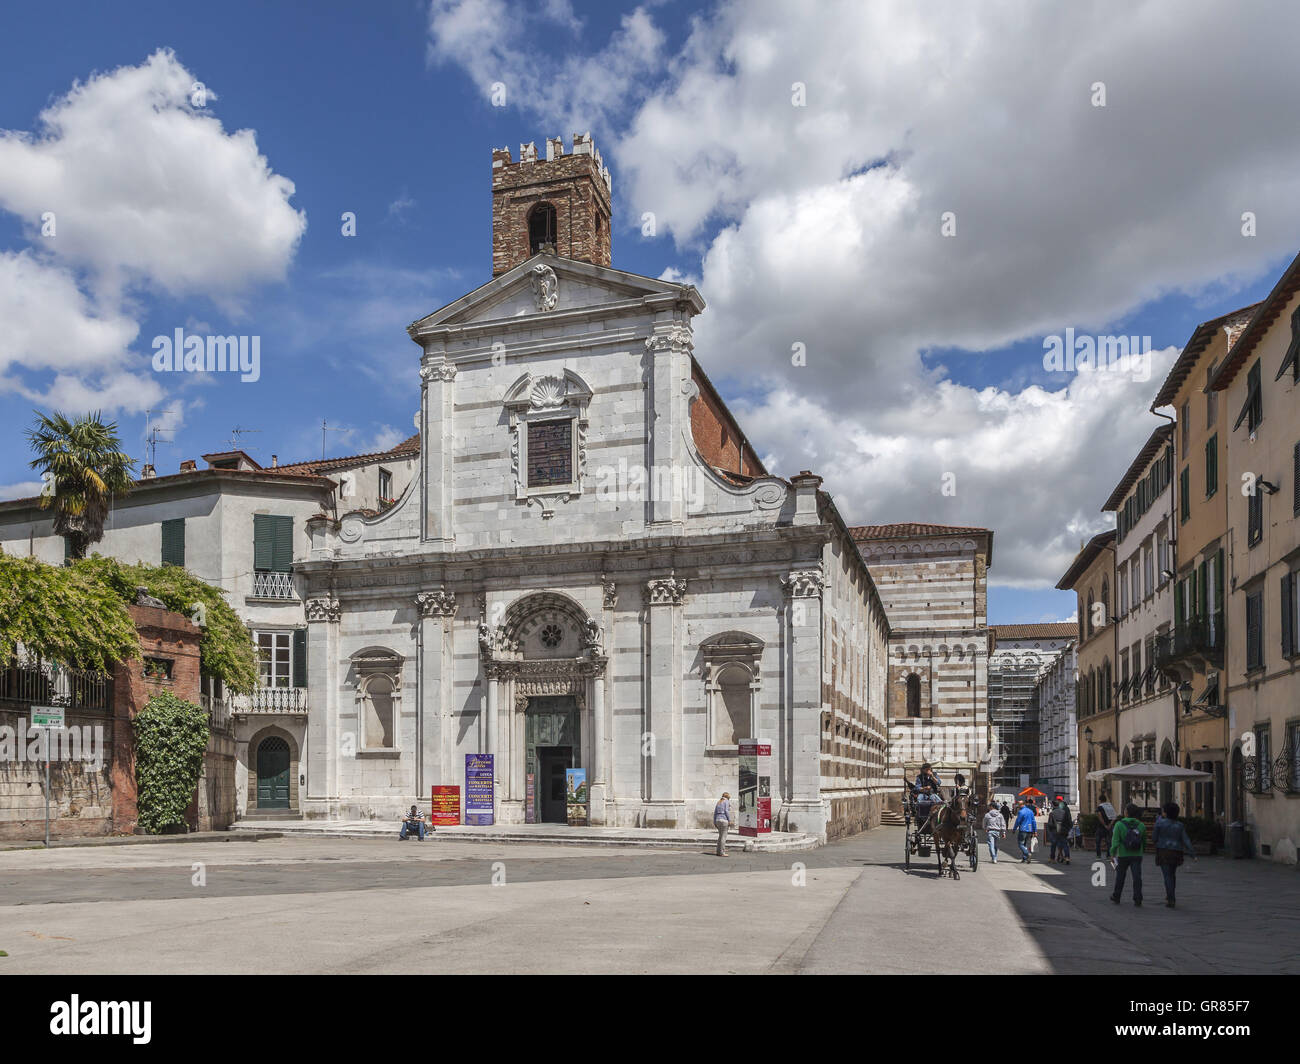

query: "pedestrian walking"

left=714, top=791, right=734, bottom=856
left=1013, top=800, right=1037, bottom=862
left=1095, top=791, right=1116, bottom=857
left=1000, top=801, right=1012, bottom=828
left=1048, top=799, right=1074, bottom=864
left=982, top=802, right=1005, bottom=863
left=1153, top=802, right=1197, bottom=908
left=1109, top=803, right=1147, bottom=906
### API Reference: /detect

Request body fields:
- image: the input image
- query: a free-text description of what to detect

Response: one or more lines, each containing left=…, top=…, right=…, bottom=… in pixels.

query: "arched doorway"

left=256, top=736, right=291, bottom=809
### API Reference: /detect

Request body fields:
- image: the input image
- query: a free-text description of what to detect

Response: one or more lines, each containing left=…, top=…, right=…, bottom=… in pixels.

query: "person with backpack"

left=1013, top=800, right=1038, bottom=863
left=1048, top=799, right=1074, bottom=864
left=1095, top=792, right=1116, bottom=858
left=1153, top=802, right=1198, bottom=907
left=1109, top=803, right=1147, bottom=906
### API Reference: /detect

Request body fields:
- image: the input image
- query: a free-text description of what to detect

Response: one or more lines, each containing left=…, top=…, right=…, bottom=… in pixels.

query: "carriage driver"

left=912, top=762, right=943, bottom=833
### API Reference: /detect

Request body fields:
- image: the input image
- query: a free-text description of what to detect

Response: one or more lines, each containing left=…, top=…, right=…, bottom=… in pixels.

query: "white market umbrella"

left=1085, top=761, right=1212, bottom=782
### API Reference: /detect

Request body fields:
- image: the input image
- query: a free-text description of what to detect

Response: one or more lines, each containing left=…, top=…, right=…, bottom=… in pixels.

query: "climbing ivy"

left=0, top=554, right=137, bottom=672
left=76, top=557, right=257, bottom=694
left=0, top=552, right=256, bottom=693
left=133, top=692, right=211, bottom=834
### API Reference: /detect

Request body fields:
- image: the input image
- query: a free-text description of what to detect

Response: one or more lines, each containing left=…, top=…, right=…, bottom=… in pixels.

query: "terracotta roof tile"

left=992, top=623, right=1078, bottom=640
left=850, top=522, right=991, bottom=540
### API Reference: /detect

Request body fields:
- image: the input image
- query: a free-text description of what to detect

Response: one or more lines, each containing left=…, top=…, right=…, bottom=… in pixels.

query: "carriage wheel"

left=969, top=832, right=979, bottom=871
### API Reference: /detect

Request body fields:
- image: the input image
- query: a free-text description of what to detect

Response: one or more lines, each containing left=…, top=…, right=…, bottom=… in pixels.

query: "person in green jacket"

left=1110, top=803, right=1146, bottom=906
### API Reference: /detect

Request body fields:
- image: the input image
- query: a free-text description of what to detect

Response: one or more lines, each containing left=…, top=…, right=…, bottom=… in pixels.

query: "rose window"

left=539, top=624, right=563, bottom=648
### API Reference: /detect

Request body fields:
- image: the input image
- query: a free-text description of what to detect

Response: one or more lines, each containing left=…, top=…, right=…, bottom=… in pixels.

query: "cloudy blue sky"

left=1, top=0, right=1297, bottom=622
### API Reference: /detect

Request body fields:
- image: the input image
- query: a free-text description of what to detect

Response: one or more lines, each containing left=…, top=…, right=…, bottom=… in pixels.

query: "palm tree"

left=27, top=411, right=136, bottom=561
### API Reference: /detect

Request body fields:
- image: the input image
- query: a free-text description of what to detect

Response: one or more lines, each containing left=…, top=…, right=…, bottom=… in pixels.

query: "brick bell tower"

left=491, top=133, right=612, bottom=276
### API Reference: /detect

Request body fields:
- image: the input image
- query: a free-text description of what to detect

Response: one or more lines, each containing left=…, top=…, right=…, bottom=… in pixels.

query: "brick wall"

left=492, top=137, right=612, bottom=275
left=689, top=361, right=765, bottom=477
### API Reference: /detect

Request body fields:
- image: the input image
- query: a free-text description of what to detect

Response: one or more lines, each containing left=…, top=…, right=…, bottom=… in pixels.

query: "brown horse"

left=931, top=790, right=970, bottom=879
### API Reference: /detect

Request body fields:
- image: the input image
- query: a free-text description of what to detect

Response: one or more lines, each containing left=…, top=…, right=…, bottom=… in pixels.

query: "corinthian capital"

left=420, top=361, right=457, bottom=383
left=305, top=597, right=341, bottom=623
left=644, top=325, right=692, bottom=355
left=416, top=589, right=457, bottom=617
left=645, top=576, right=687, bottom=606
left=782, top=569, right=825, bottom=599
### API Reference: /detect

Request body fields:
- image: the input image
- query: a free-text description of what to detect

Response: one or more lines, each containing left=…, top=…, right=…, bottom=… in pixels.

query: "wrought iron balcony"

left=231, top=686, right=307, bottom=716
left=1153, top=612, right=1224, bottom=670
left=251, top=570, right=296, bottom=600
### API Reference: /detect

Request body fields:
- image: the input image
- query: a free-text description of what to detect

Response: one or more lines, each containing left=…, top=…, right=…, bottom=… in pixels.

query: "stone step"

left=230, top=820, right=822, bottom=851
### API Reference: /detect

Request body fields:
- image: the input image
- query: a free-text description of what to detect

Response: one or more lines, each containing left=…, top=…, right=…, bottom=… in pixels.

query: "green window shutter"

left=1175, top=580, right=1184, bottom=624
left=292, top=627, right=307, bottom=688
left=272, top=515, right=293, bottom=573
left=1215, top=548, right=1224, bottom=612
left=1205, top=435, right=1217, bottom=497
left=253, top=514, right=274, bottom=571
left=1197, top=560, right=1208, bottom=619
left=161, top=518, right=185, bottom=567
left=1293, top=441, right=1299, bottom=516
left=1179, top=467, right=1190, bottom=522
left=254, top=515, right=293, bottom=572
left=1282, top=574, right=1295, bottom=657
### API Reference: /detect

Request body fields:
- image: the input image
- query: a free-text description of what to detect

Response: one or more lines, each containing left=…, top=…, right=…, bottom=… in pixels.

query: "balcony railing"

left=0, top=658, right=112, bottom=712
left=1153, top=612, right=1224, bottom=670
left=232, top=686, right=307, bottom=716
left=251, top=570, right=296, bottom=600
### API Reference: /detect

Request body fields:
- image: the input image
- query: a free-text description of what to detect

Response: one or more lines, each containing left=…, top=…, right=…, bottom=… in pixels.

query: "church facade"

left=294, top=136, right=892, bottom=838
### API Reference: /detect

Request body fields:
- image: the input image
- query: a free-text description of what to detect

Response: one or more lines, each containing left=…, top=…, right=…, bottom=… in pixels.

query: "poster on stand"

left=465, top=754, right=494, bottom=825
left=566, top=768, right=588, bottom=826
left=738, top=739, right=772, bottom=837
left=430, top=786, right=460, bottom=826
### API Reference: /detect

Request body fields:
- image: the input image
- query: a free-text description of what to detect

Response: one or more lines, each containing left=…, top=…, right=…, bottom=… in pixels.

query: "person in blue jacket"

left=1013, top=800, right=1038, bottom=862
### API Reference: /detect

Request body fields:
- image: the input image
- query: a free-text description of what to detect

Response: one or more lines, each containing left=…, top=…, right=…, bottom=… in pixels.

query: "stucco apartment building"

left=1151, top=304, right=1258, bottom=825
left=1207, top=250, right=1300, bottom=864
left=1104, top=424, right=1178, bottom=810
left=850, top=524, right=993, bottom=804
left=0, top=439, right=420, bottom=818
left=1057, top=530, right=1117, bottom=813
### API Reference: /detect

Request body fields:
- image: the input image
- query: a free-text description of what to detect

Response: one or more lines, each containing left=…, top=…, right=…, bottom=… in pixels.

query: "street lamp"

left=1177, top=681, right=1192, bottom=714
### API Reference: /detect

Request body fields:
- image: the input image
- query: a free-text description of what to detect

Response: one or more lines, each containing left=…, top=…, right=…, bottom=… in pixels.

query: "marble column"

left=783, top=567, right=829, bottom=839
left=304, top=596, right=340, bottom=812
left=415, top=589, right=455, bottom=795
left=643, top=575, right=686, bottom=826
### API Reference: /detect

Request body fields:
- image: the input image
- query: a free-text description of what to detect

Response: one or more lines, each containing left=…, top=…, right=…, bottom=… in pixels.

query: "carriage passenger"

left=912, top=762, right=943, bottom=833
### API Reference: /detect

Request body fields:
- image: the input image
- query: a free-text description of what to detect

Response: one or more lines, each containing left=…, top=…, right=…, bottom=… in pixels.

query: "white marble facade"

left=296, top=253, right=889, bottom=837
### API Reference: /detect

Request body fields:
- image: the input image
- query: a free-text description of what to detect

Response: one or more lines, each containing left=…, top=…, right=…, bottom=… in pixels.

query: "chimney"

left=180, top=459, right=197, bottom=473
left=141, top=464, right=156, bottom=479
left=271, top=454, right=278, bottom=468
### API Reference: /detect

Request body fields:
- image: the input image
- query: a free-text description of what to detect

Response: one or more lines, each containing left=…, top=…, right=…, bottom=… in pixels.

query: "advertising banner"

left=738, top=739, right=773, bottom=837
left=465, top=754, right=494, bottom=825
left=525, top=773, right=536, bottom=824
left=565, top=768, right=588, bottom=826
left=430, top=785, right=460, bottom=826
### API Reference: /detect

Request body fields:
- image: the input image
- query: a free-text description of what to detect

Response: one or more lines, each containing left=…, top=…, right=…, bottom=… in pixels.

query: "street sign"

left=31, top=706, right=65, bottom=729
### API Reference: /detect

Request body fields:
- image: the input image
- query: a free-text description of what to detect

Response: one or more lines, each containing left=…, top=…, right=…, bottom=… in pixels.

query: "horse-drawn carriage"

left=902, top=783, right=982, bottom=879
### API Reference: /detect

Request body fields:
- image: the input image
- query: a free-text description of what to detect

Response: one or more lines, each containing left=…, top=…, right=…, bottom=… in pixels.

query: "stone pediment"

left=407, top=253, right=704, bottom=335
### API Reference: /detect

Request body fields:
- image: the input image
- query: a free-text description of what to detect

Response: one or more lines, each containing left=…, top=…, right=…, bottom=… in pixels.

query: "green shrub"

left=1078, top=813, right=1100, bottom=835
left=134, top=692, right=210, bottom=834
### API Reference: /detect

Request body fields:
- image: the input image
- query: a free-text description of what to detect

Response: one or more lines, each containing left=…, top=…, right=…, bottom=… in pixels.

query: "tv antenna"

left=227, top=425, right=261, bottom=452
left=321, top=419, right=350, bottom=460
left=143, top=408, right=179, bottom=469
